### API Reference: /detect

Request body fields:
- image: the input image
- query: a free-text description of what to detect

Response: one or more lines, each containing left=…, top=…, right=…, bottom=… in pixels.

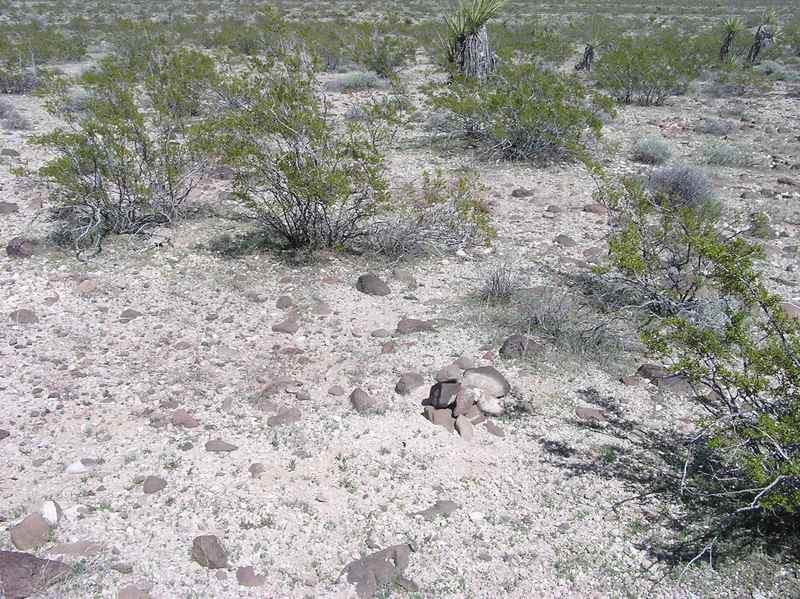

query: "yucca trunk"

left=453, top=25, right=496, bottom=80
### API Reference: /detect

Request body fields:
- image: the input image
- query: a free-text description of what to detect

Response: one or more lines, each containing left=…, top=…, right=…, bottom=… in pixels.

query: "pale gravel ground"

left=2, top=68, right=800, bottom=599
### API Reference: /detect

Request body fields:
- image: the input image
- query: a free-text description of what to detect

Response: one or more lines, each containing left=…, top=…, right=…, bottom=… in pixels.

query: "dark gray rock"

left=341, top=544, right=416, bottom=598
left=0, top=551, right=69, bottom=599
left=191, top=535, right=228, bottom=569
left=356, top=274, right=390, bottom=296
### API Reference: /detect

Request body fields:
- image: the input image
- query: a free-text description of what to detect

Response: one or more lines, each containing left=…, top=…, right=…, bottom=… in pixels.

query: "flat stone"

left=356, top=274, right=391, bottom=296
left=10, top=514, right=51, bottom=551
left=276, top=295, right=294, bottom=309
left=9, top=309, right=37, bottom=325
left=0, top=201, right=19, bottom=214
left=0, top=429, right=9, bottom=441
left=413, top=500, right=460, bottom=521
left=117, top=584, right=151, bottom=599
left=423, top=407, right=455, bottom=432
left=267, top=407, right=302, bottom=427
left=191, top=535, right=228, bottom=569
left=6, top=237, right=34, bottom=258
left=142, top=476, right=167, bottom=494
left=171, top=409, right=199, bottom=428
left=575, top=406, right=607, bottom=422
left=545, top=205, right=563, bottom=213
left=462, top=366, right=510, bottom=398
left=582, top=204, right=607, bottom=214
left=395, top=318, right=434, bottom=335
left=0, top=551, right=69, bottom=598
left=394, top=372, right=425, bottom=396
left=205, top=439, right=237, bottom=453
left=477, top=394, right=504, bottom=417
left=511, top=187, right=534, bottom=198
left=272, top=319, right=299, bottom=334
left=39, top=501, right=62, bottom=527
left=391, top=269, right=417, bottom=289
left=370, top=328, right=392, bottom=338
left=249, top=463, right=266, bottom=478
left=328, top=385, right=345, bottom=396
left=236, top=566, right=267, bottom=587
left=119, top=309, right=142, bottom=323
left=555, top=234, right=577, bottom=247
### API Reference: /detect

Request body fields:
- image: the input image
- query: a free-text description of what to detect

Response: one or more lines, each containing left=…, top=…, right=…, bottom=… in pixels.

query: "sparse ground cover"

left=1, top=1, right=800, bottom=598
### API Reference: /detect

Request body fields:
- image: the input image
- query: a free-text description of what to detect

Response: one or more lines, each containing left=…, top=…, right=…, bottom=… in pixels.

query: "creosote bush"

left=29, top=49, right=211, bottom=252
left=702, top=141, right=751, bottom=167
left=600, top=176, right=800, bottom=544
left=480, top=261, right=518, bottom=303
left=207, top=53, right=391, bottom=249
left=427, top=61, right=612, bottom=161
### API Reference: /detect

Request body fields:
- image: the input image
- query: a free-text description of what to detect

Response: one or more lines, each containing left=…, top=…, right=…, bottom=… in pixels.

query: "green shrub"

left=594, top=30, right=702, bottom=106
left=207, top=53, right=390, bottom=249
left=29, top=50, right=209, bottom=252
left=349, top=23, right=416, bottom=78
left=647, top=164, right=715, bottom=209
left=702, top=141, right=751, bottom=167
left=695, top=117, right=738, bottom=136
left=601, top=176, right=800, bottom=540
left=427, top=61, right=612, bottom=161
left=324, top=71, right=390, bottom=93
left=632, top=135, right=672, bottom=165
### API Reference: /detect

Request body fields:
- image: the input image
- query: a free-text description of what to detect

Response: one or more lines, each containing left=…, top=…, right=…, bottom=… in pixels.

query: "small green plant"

left=480, top=261, right=518, bottom=303
left=442, top=0, right=506, bottom=79
left=427, top=61, right=612, bottom=161
left=632, top=135, right=672, bottom=165
left=349, top=23, right=416, bottom=78
left=719, top=17, right=745, bottom=63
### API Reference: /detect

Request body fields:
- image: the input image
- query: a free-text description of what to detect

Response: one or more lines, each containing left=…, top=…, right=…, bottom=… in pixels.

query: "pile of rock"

left=420, top=366, right=510, bottom=440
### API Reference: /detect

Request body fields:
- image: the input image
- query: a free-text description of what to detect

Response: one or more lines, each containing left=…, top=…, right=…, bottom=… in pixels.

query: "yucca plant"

left=442, top=0, right=506, bottom=80
left=748, top=9, right=781, bottom=64
left=719, top=17, right=744, bottom=63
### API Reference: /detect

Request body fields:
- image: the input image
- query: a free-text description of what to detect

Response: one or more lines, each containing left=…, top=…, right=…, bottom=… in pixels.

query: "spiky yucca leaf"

left=442, top=0, right=506, bottom=63
left=722, top=16, right=744, bottom=35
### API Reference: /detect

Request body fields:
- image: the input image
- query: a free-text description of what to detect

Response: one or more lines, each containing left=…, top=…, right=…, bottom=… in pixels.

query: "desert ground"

left=1, top=1, right=800, bottom=598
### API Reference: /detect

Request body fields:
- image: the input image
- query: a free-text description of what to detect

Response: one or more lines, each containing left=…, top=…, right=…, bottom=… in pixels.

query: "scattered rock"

left=328, top=385, right=345, bottom=396
left=454, top=355, right=476, bottom=370
left=49, top=541, right=104, bottom=557
left=205, top=439, right=237, bottom=453
left=76, top=279, right=98, bottom=297
left=484, top=421, right=505, bottom=437
left=276, top=295, right=294, bottom=309
left=413, top=500, right=460, bottom=521
left=511, top=188, right=534, bottom=198
left=142, top=476, right=167, bottom=494
left=545, top=205, right=563, bottom=213
left=6, top=237, right=35, bottom=258
left=8, top=309, right=37, bottom=325
left=117, top=583, right=151, bottom=599
left=582, top=204, right=607, bottom=215
left=395, top=318, right=434, bottom=335
left=636, top=364, right=669, bottom=382
left=462, top=366, right=510, bottom=397
left=171, top=409, right=200, bottom=428
left=350, top=388, right=380, bottom=414
left=267, top=407, right=302, bottom=427
left=191, top=535, right=228, bottom=569
left=455, top=415, right=474, bottom=440
left=272, top=319, right=299, bottom=334
left=0, top=201, right=20, bottom=215
left=370, top=328, right=392, bottom=338
left=499, top=334, right=537, bottom=358
left=0, top=429, right=9, bottom=441
left=425, top=382, right=460, bottom=409
left=248, top=463, right=266, bottom=478
left=64, top=461, right=89, bottom=475
left=554, top=234, right=577, bottom=247
left=341, top=543, right=416, bottom=599
left=356, top=274, right=390, bottom=296
left=0, top=551, right=69, bottom=599
left=236, top=566, right=267, bottom=587
left=119, top=309, right=142, bottom=323
left=777, top=176, right=798, bottom=187
left=780, top=302, right=800, bottom=320
left=10, top=514, right=51, bottom=551
left=575, top=406, right=607, bottom=423
left=394, top=372, right=424, bottom=396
